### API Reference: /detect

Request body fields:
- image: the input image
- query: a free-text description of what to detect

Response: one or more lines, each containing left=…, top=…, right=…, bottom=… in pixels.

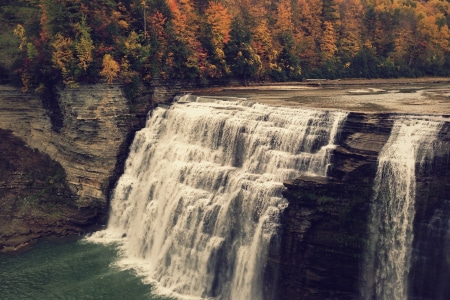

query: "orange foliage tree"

left=9, top=0, right=450, bottom=89
left=337, top=0, right=364, bottom=59
left=294, top=0, right=323, bottom=70
left=203, top=1, right=233, bottom=77
left=320, top=21, right=337, bottom=61
left=166, top=0, right=203, bottom=77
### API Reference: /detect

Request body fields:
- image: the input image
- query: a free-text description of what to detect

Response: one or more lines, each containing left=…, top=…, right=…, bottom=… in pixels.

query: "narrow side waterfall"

left=361, top=117, right=444, bottom=300
left=90, top=95, right=347, bottom=300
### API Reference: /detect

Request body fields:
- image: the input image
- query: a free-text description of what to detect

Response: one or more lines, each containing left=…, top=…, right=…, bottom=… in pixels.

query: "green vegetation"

left=1, top=0, right=449, bottom=92
left=0, top=1, right=37, bottom=84
left=14, top=163, right=73, bottom=221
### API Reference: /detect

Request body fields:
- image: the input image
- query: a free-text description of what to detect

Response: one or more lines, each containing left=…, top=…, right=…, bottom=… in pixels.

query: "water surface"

left=0, top=239, right=173, bottom=300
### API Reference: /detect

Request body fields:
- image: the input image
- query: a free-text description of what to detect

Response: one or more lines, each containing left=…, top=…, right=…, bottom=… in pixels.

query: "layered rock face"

left=0, top=85, right=149, bottom=251
left=273, top=113, right=450, bottom=300
left=54, top=86, right=133, bottom=206
left=409, top=122, right=450, bottom=300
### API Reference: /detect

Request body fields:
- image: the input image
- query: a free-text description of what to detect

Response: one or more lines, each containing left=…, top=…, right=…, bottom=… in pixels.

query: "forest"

left=0, top=0, right=449, bottom=93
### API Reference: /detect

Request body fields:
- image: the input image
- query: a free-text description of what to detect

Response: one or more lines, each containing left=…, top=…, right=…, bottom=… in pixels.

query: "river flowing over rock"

left=1, top=84, right=449, bottom=299
left=90, top=94, right=449, bottom=300
left=90, top=95, right=347, bottom=299
left=278, top=113, right=449, bottom=300
left=362, top=118, right=444, bottom=300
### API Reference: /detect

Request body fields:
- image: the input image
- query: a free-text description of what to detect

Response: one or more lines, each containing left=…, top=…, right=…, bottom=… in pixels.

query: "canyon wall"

left=1, top=84, right=449, bottom=299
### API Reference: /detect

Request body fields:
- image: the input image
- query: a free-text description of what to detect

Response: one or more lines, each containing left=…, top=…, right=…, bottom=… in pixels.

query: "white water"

left=89, top=95, right=347, bottom=299
left=361, top=117, right=444, bottom=300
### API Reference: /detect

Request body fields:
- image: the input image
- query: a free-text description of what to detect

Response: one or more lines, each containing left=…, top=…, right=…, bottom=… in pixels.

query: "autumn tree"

left=411, top=1, right=450, bottom=73
left=275, top=0, right=294, bottom=34
left=269, top=0, right=303, bottom=81
left=13, top=24, right=33, bottom=91
left=39, top=0, right=81, bottom=37
left=167, top=0, right=198, bottom=50
left=234, top=1, right=276, bottom=79
left=322, top=0, right=340, bottom=23
left=205, top=2, right=232, bottom=48
left=51, top=33, right=76, bottom=86
left=389, top=4, right=416, bottom=68
left=252, top=18, right=277, bottom=78
left=271, top=48, right=302, bottom=81
left=202, top=1, right=232, bottom=78
left=79, top=0, right=119, bottom=46
left=166, top=0, right=202, bottom=78
left=100, top=54, right=120, bottom=83
left=10, top=0, right=450, bottom=87
left=366, top=0, right=396, bottom=57
left=146, top=10, right=168, bottom=79
left=123, top=31, right=151, bottom=68
left=337, top=0, right=364, bottom=59
left=294, top=0, right=323, bottom=71
left=13, top=24, right=27, bottom=51
left=320, top=21, right=337, bottom=61
left=13, top=23, right=38, bottom=61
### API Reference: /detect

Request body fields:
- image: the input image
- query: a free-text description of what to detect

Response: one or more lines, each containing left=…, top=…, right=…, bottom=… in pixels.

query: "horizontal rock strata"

left=0, top=85, right=145, bottom=251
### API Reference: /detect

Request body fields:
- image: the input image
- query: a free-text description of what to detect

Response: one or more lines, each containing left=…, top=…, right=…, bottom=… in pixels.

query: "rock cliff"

left=272, top=112, right=450, bottom=300
left=0, top=84, right=174, bottom=251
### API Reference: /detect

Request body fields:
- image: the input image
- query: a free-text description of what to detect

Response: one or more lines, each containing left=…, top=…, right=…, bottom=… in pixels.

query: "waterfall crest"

left=89, top=95, right=347, bottom=299
left=361, top=117, right=444, bottom=300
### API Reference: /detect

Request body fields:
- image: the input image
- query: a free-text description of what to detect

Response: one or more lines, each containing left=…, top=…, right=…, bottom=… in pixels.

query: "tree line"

left=5, top=0, right=450, bottom=93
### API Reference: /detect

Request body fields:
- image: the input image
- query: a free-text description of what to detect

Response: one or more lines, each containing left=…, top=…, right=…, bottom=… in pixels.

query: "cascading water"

left=89, top=95, right=347, bottom=300
left=361, top=117, right=444, bottom=300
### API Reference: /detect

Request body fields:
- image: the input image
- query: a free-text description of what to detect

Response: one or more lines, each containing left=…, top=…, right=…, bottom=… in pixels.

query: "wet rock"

left=272, top=113, right=450, bottom=300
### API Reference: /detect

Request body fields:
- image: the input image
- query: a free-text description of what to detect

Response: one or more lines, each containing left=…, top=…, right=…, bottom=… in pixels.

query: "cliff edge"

left=0, top=84, right=176, bottom=252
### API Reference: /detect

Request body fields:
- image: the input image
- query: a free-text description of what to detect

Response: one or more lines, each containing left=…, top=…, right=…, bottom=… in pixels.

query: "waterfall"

left=361, top=117, right=444, bottom=300
left=89, top=95, right=347, bottom=300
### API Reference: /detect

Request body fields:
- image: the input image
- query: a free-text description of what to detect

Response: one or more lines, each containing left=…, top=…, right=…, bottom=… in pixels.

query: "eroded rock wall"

left=0, top=84, right=153, bottom=251
left=1, top=85, right=131, bottom=203
left=273, top=113, right=450, bottom=300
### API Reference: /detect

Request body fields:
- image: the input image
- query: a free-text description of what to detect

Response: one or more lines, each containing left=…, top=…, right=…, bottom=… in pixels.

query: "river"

left=0, top=238, right=173, bottom=300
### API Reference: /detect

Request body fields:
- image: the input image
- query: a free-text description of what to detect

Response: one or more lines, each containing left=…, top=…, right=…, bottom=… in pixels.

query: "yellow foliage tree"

left=166, top=0, right=205, bottom=76
left=320, top=21, right=337, bottom=61
left=275, top=0, right=294, bottom=34
left=124, top=31, right=147, bottom=63
left=100, top=54, right=120, bottom=84
left=167, top=0, right=197, bottom=47
left=51, top=33, right=77, bottom=86
left=252, top=18, right=277, bottom=75
left=294, top=0, right=323, bottom=68
left=13, top=24, right=27, bottom=51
